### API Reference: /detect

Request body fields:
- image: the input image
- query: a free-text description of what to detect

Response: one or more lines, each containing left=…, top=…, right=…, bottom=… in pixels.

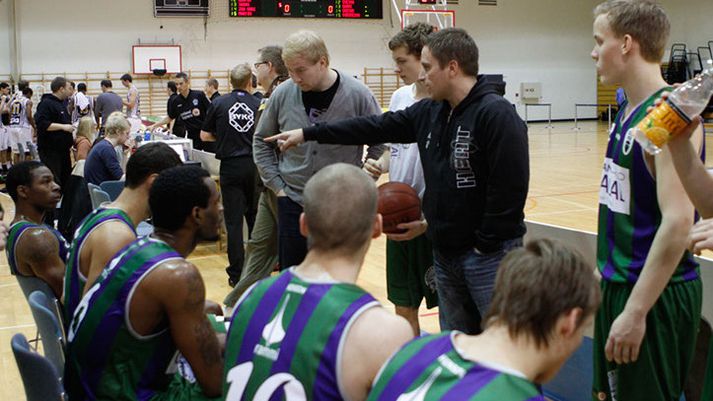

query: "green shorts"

left=386, top=234, right=438, bottom=309
left=592, top=279, right=702, bottom=401
left=151, top=373, right=220, bottom=401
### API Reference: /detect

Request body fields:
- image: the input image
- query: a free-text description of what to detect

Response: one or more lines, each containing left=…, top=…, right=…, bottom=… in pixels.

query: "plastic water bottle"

left=144, top=129, right=151, bottom=142
left=632, top=65, right=713, bottom=154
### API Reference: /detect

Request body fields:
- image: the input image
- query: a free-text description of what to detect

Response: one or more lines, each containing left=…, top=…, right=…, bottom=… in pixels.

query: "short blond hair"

left=230, top=63, right=252, bottom=90
left=76, top=117, right=96, bottom=143
left=104, top=111, right=131, bottom=138
left=594, top=0, right=669, bottom=63
left=282, top=30, right=330, bottom=65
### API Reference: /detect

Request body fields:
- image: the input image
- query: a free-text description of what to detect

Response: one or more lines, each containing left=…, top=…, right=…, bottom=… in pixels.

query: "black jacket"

left=35, top=93, right=73, bottom=151
left=304, top=76, right=529, bottom=254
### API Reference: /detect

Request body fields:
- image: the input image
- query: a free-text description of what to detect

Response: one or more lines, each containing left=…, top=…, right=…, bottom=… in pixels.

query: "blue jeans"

left=434, top=237, right=523, bottom=334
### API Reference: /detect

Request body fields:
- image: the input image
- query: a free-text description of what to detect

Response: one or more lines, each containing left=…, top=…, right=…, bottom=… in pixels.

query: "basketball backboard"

left=132, top=45, right=182, bottom=75
left=400, top=9, right=455, bottom=30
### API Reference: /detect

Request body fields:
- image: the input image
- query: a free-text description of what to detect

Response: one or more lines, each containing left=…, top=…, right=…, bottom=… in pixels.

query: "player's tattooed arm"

left=164, top=261, right=224, bottom=397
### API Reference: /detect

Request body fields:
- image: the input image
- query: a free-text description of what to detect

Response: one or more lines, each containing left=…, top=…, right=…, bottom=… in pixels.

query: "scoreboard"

left=229, top=0, right=383, bottom=19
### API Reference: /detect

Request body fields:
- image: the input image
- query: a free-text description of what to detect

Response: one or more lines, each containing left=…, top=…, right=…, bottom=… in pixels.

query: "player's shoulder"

left=351, top=306, right=414, bottom=345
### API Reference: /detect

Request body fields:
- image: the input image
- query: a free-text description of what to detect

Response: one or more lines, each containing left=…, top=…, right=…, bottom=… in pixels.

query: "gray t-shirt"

left=94, top=91, right=123, bottom=127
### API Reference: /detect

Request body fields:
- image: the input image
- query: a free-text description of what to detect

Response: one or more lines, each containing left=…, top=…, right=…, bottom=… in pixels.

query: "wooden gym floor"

left=0, top=120, right=711, bottom=399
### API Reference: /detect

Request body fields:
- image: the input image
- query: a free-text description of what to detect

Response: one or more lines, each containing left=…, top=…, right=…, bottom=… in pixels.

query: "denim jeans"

left=434, top=237, right=523, bottom=334
left=277, top=196, right=308, bottom=269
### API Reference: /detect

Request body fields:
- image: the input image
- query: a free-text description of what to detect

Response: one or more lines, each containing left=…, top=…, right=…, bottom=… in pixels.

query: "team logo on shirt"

left=192, top=98, right=199, bottom=106
left=229, top=102, right=255, bottom=133
left=192, top=108, right=201, bottom=117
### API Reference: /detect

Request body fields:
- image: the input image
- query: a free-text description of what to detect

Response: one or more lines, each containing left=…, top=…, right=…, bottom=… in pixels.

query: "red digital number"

left=328, top=5, right=334, bottom=13
left=284, top=4, right=290, bottom=12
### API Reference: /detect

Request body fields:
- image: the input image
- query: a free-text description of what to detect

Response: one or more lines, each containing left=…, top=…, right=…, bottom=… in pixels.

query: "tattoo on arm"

left=194, top=319, right=221, bottom=367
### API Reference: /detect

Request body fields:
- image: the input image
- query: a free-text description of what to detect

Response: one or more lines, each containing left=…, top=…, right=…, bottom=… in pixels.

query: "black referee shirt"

left=168, top=89, right=210, bottom=139
left=201, top=89, right=259, bottom=160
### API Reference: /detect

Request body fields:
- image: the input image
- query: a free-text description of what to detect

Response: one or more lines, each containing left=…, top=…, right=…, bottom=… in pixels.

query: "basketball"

left=377, top=182, right=422, bottom=234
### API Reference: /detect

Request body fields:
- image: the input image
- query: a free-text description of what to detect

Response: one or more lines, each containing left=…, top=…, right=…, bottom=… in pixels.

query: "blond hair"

left=282, top=30, right=330, bottom=65
left=230, top=63, right=252, bottom=90
left=104, top=111, right=131, bottom=138
left=594, top=0, right=669, bottom=63
left=76, top=117, right=96, bottom=143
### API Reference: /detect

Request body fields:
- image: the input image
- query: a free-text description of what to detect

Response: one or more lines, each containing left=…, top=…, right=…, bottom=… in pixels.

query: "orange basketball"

left=377, top=182, right=422, bottom=234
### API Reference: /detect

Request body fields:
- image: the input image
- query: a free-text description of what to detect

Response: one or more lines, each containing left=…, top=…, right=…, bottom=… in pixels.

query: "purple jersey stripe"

left=268, top=284, right=330, bottom=375
left=376, top=335, right=454, bottom=400
left=235, top=272, right=293, bottom=363
left=313, top=293, right=377, bottom=400
left=83, top=251, right=179, bottom=390
left=440, top=366, right=499, bottom=401
left=630, top=138, right=658, bottom=281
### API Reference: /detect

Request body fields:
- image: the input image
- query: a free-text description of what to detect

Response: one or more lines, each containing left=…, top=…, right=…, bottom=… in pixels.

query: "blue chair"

left=100, top=180, right=125, bottom=201
left=28, top=291, right=66, bottom=376
left=11, top=333, right=66, bottom=401
left=15, top=275, right=62, bottom=348
left=88, top=183, right=111, bottom=209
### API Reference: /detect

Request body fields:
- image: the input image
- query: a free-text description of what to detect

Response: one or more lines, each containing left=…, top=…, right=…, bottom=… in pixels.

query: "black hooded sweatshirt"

left=303, top=75, right=529, bottom=255
left=35, top=93, right=73, bottom=152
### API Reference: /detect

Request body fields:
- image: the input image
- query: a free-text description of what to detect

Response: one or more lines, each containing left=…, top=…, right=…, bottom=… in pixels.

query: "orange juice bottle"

left=631, top=66, right=713, bottom=154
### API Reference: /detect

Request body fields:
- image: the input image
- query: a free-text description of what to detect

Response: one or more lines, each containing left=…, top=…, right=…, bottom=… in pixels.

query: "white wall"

left=0, top=0, right=12, bottom=76
left=450, top=0, right=599, bottom=120
left=4, top=0, right=712, bottom=118
left=7, top=0, right=604, bottom=120
left=12, top=0, right=398, bottom=77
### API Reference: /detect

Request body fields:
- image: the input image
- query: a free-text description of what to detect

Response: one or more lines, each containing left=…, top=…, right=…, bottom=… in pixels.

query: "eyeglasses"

left=253, top=61, right=268, bottom=69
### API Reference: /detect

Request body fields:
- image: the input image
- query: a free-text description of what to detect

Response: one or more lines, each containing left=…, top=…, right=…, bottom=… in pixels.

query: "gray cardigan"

left=253, top=70, right=385, bottom=205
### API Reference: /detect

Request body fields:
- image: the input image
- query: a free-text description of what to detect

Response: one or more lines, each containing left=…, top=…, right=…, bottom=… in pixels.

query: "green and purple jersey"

left=367, top=331, right=543, bottom=401
left=6, top=219, right=69, bottom=277
left=63, top=207, right=135, bottom=322
left=223, top=269, right=379, bottom=401
left=66, top=236, right=182, bottom=401
left=597, top=88, right=700, bottom=284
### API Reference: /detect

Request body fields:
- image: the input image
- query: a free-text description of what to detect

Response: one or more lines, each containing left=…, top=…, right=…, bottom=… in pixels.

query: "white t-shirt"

left=126, top=85, right=141, bottom=119
left=388, top=84, right=425, bottom=199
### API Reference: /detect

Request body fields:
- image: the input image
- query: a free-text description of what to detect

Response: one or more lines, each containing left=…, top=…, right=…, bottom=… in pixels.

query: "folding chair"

left=10, top=333, right=66, bottom=401
left=28, top=290, right=66, bottom=376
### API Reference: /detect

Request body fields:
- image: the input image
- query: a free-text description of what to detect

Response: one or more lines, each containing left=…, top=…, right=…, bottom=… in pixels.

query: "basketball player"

left=253, top=30, right=385, bottom=270
left=8, top=87, right=36, bottom=163
left=66, top=166, right=224, bottom=400
left=361, top=23, right=438, bottom=336
left=4, top=161, right=67, bottom=297
left=222, top=163, right=412, bottom=401
left=222, top=45, right=289, bottom=305
left=200, top=64, right=259, bottom=286
left=121, top=73, right=142, bottom=134
left=72, top=83, right=95, bottom=124
left=590, top=2, right=703, bottom=400
left=0, top=82, right=13, bottom=174
left=268, top=28, right=529, bottom=335
left=367, top=239, right=600, bottom=401
left=63, top=142, right=182, bottom=321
